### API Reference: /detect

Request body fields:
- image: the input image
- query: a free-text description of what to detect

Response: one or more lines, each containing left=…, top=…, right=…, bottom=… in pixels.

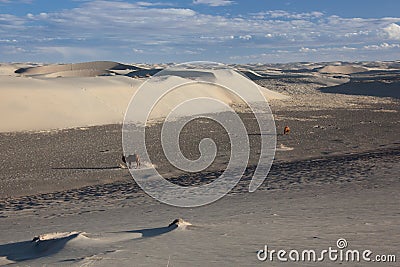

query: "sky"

left=1, top=0, right=400, bottom=63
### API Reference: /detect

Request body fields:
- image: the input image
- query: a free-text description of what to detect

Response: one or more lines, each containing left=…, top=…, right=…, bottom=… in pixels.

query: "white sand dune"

left=43, top=69, right=113, bottom=78
left=318, top=65, right=368, bottom=74
left=15, top=61, right=141, bottom=77
left=124, top=68, right=288, bottom=125
left=0, top=75, right=142, bottom=132
left=0, top=62, right=288, bottom=132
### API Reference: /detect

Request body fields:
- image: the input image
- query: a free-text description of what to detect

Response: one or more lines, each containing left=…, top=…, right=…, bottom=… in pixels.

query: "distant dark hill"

left=319, top=81, right=400, bottom=98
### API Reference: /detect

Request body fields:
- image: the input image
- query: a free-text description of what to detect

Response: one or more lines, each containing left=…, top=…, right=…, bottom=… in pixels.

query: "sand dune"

left=0, top=75, right=142, bottom=132
left=0, top=232, right=81, bottom=263
left=318, top=65, right=368, bottom=74
left=0, top=219, right=190, bottom=265
left=0, top=62, right=288, bottom=132
left=15, top=61, right=141, bottom=77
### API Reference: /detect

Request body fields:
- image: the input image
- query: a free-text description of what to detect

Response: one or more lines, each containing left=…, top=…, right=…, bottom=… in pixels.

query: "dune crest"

left=15, top=61, right=141, bottom=77
left=32, top=231, right=83, bottom=242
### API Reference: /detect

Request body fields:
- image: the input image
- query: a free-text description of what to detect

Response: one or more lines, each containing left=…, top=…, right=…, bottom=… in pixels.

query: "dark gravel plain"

left=0, top=101, right=398, bottom=199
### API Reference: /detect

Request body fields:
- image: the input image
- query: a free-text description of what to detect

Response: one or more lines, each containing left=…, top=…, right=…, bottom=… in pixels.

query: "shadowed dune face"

left=319, top=81, right=400, bottom=98
left=120, top=226, right=176, bottom=238
left=0, top=232, right=79, bottom=263
left=0, top=219, right=190, bottom=263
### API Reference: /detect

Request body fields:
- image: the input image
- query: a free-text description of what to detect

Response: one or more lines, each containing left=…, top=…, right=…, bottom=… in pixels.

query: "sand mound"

left=0, top=219, right=191, bottom=264
left=168, top=218, right=192, bottom=228
left=15, top=61, right=141, bottom=77
left=0, top=231, right=82, bottom=262
left=318, top=65, right=368, bottom=74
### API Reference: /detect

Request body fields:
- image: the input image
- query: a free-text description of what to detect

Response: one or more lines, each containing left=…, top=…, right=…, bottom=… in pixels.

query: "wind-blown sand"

left=0, top=61, right=399, bottom=266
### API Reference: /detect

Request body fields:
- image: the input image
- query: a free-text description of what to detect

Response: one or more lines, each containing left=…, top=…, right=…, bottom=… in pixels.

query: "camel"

left=122, top=153, right=140, bottom=169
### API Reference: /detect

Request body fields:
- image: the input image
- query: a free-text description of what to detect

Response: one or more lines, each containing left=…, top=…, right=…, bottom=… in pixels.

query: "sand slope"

left=0, top=62, right=287, bottom=132
left=0, top=75, right=141, bottom=132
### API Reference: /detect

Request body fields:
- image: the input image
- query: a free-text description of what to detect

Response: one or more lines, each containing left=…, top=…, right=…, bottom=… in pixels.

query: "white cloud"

left=0, top=39, right=17, bottom=43
left=299, top=46, right=359, bottom=53
left=132, top=48, right=144, bottom=53
left=0, top=14, right=26, bottom=26
left=383, top=23, right=400, bottom=40
left=193, top=0, right=233, bottom=7
left=299, top=47, right=316, bottom=52
left=344, top=31, right=370, bottom=37
left=135, top=2, right=173, bottom=6
left=1, top=45, right=26, bottom=54
left=363, top=42, right=400, bottom=50
left=259, top=10, right=324, bottom=20
left=239, top=35, right=252, bottom=40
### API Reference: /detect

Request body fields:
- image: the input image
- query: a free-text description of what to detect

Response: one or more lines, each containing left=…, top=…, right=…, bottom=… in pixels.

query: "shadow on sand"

left=115, top=224, right=178, bottom=238
left=0, top=233, right=79, bottom=263
left=52, top=166, right=121, bottom=170
left=319, top=81, right=400, bottom=98
left=0, top=224, right=179, bottom=263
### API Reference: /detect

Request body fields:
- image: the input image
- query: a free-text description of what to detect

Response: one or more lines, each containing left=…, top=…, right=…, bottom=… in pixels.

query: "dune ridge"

left=15, top=61, right=141, bottom=77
